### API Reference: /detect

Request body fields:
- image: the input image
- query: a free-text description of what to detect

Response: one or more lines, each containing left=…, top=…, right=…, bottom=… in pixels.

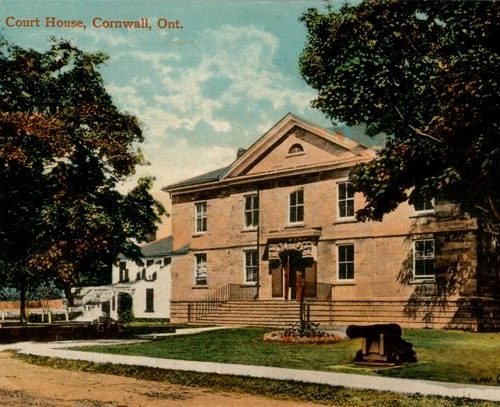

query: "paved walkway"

left=1, top=327, right=499, bottom=403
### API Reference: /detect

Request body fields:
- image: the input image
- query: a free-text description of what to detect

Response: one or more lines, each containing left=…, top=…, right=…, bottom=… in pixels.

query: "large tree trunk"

left=63, top=284, right=74, bottom=307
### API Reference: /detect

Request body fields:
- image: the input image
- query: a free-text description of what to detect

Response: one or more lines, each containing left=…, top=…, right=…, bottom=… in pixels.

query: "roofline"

left=163, top=166, right=229, bottom=190
left=162, top=112, right=375, bottom=194
left=220, top=112, right=367, bottom=180
left=163, top=156, right=373, bottom=195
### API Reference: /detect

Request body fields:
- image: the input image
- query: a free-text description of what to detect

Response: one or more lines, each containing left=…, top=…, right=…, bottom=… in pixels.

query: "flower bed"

left=263, top=330, right=346, bottom=344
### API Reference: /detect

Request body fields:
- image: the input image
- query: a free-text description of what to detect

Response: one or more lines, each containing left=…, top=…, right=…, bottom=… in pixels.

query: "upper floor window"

left=244, top=194, right=259, bottom=229
left=244, top=249, right=259, bottom=283
left=414, top=198, right=435, bottom=214
left=289, top=189, right=304, bottom=224
left=195, top=201, right=207, bottom=233
left=119, top=261, right=128, bottom=283
left=338, top=244, right=354, bottom=281
left=413, top=239, right=435, bottom=279
left=338, top=182, right=355, bottom=219
left=194, top=253, right=207, bottom=285
left=288, top=143, right=304, bottom=154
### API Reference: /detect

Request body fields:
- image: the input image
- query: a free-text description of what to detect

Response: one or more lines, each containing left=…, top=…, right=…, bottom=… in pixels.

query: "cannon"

left=346, top=323, right=417, bottom=366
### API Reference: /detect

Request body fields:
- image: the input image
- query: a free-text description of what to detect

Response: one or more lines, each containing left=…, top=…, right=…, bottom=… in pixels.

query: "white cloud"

left=114, top=25, right=311, bottom=138
left=107, top=84, right=147, bottom=112
left=120, top=137, right=235, bottom=193
left=150, top=25, right=312, bottom=133
left=79, top=28, right=137, bottom=47
left=111, top=24, right=317, bottom=192
left=141, top=107, right=198, bottom=133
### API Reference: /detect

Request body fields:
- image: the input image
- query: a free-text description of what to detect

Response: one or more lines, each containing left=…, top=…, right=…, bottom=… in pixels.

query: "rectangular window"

left=146, top=259, right=154, bottom=267
left=119, top=261, right=128, bottom=283
left=145, top=288, right=154, bottom=312
left=194, top=253, right=207, bottom=285
left=244, top=249, right=259, bottom=283
left=338, top=182, right=355, bottom=218
left=195, top=202, right=207, bottom=233
left=289, top=189, right=304, bottom=224
left=244, top=195, right=259, bottom=228
left=414, top=239, right=435, bottom=278
left=338, top=244, right=354, bottom=280
left=414, top=199, right=435, bottom=214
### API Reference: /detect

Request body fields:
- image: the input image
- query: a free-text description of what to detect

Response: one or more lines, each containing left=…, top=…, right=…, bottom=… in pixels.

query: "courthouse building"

left=163, top=113, right=499, bottom=330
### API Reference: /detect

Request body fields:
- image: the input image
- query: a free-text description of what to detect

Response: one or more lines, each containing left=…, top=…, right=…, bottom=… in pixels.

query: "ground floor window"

left=413, top=239, right=435, bottom=278
left=145, top=288, right=154, bottom=312
left=244, top=249, right=258, bottom=283
left=194, top=253, right=207, bottom=285
left=338, top=244, right=354, bottom=280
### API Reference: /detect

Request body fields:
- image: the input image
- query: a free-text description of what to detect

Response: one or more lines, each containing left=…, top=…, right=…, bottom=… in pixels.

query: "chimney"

left=237, top=147, right=247, bottom=158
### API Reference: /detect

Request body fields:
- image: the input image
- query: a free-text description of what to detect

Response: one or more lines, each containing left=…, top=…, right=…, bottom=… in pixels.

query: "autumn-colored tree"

left=0, top=39, right=164, bottom=321
left=300, top=1, right=499, bottom=221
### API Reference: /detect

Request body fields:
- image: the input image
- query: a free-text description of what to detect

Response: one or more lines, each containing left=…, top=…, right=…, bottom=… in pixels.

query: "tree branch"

left=408, top=124, right=443, bottom=144
left=487, top=194, right=500, bottom=222
left=394, top=105, right=443, bottom=144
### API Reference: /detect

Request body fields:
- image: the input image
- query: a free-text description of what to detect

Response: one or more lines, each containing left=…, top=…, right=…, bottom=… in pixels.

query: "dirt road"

left=0, top=352, right=320, bottom=407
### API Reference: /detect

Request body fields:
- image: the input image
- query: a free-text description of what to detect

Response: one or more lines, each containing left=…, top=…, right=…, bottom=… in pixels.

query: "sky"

left=1, top=0, right=373, bottom=194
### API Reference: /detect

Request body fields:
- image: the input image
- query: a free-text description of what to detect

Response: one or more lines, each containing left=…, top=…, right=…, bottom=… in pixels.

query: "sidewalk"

left=1, top=327, right=499, bottom=403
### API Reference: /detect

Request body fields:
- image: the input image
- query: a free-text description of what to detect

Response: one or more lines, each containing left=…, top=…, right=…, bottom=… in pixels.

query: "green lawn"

left=79, top=327, right=500, bottom=386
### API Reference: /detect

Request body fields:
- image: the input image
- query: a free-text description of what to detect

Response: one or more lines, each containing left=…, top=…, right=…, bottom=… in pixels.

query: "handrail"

left=187, top=282, right=332, bottom=322
left=188, top=283, right=258, bottom=322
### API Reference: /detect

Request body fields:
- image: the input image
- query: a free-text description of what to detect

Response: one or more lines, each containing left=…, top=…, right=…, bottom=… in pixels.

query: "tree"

left=299, top=1, right=499, bottom=221
left=0, top=38, right=164, bottom=320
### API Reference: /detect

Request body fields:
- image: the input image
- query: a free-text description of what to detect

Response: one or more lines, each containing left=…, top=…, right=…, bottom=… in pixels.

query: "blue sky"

left=1, top=0, right=370, bottom=192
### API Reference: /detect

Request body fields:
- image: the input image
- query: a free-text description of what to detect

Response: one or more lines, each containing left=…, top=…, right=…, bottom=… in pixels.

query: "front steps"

left=172, top=298, right=500, bottom=330
left=190, top=300, right=304, bottom=327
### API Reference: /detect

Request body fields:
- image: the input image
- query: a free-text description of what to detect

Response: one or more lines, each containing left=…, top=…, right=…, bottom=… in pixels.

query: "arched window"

left=288, top=143, right=304, bottom=154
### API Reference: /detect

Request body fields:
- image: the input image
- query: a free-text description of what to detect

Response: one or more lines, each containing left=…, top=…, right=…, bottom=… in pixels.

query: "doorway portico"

left=266, top=229, right=320, bottom=300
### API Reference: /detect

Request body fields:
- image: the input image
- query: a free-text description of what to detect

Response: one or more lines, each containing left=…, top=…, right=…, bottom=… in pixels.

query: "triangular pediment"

left=222, top=113, right=375, bottom=180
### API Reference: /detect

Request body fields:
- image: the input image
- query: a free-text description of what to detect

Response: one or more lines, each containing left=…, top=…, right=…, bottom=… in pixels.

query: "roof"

left=165, top=166, right=229, bottom=190
left=140, top=235, right=173, bottom=257
left=117, top=237, right=187, bottom=260
left=162, top=112, right=375, bottom=193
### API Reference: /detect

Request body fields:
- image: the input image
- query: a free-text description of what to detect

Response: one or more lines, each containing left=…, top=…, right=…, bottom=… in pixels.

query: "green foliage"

left=0, top=283, right=63, bottom=301
left=0, top=38, right=164, bottom=306
left=300, top=1, right=500, bottom=221
left=117, top=292, right=134, bottom=323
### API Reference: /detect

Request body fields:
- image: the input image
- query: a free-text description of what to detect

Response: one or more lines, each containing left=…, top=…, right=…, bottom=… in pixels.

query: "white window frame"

left=244, top=194, right=259, bottom=230
left=337, top=244, right=355, bottom=281
left=288, top=189, right=304, bottom=225
left=413, top=198, right=435, bottom=215
left=243, top=248, right=259, bottom=283
left=337, top=180, right=355, bottom=220
left=194, top=201, right=207, bottom=234
left=413, top=239, right=435, bottom=279
left=194, top=252, right=207, bottom=286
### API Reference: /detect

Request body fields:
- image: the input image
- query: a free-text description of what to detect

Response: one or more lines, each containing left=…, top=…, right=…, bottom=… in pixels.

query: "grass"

left=77, top=327, right=500, bottom=386
left=15, top=353, right=497, bottom=407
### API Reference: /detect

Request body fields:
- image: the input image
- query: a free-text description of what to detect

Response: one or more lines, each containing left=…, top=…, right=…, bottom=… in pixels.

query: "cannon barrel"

left=346, top=323, right=402, bottom=339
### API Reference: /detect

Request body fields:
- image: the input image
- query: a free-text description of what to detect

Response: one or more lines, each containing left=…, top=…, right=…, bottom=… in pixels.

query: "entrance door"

left=280, top=250, right=303, bottom=300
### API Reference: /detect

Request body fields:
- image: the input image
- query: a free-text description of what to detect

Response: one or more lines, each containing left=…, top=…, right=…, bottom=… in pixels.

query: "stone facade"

left=163, top=114, right=500, bottom=330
